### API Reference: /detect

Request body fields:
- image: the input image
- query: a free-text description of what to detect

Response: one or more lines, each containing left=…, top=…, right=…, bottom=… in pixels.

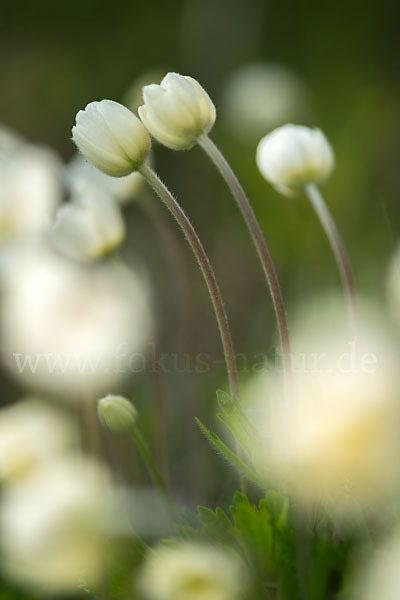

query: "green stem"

left=130, top=425, right=167, bottom=494
left=130, top=425, right=174, bottom=522
left=139, top=163, right=239, bottom=400
left=138, top=163, right=249, bottom=496
left=80, top=393, right=108, bottom=600
left=304, top=183, right=357, bottom=337
left=198, top=134, right=291, bottom=377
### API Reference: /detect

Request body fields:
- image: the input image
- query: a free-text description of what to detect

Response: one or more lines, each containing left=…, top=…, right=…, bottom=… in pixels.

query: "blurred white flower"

left=256, top=124, right=334, bottom=196
left=221, top=62, right=309, bottom=141
left=0, top=137, right=62, bottom=241
left=67, top=153, right=145, bottom=205
left=0, top=457, right=110, bottom=594
left=0, top=240, right=152, bottom=396
left=138, top=543, right=246, bottom=600
left=52, top=179, right=125, bottom=261
left=0, top=124, right=25, bottom=156
left=97, top=394, right=137, bottom=433
left=139, top=72, right=216, bottom=150
left=250, top=304, right=400, bottom=514
left=72, top=100, right=151, bottom=177
left=0, top=399, right=76, bottom=484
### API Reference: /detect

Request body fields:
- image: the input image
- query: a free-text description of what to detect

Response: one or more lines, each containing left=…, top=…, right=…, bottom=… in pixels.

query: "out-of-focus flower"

left=51, top=179, right=125, bottom=261
left=221, top=62, right=309, bottom=141
left=0, top=240, right=152, bottom=396
left=0, top=136, right=62, bottom=241
left=138, top=543, right=246, bottom=600
left=256, top=124, right=334, bottom=196
left=249, top=303, right=400, bottom=514
left=67, top=154, right=145, bottom=205
left=0, top=457, right=110, bottom=594
left=0, top=399, right=76, bottom=484
left=139, top=73, right=216, bottom=150
left=0, top=124, right=24, bottom=156
left=72, top=100, right=151, bottom=177
left=347, top=532, right=400, bottom=600
left=97, top=394, right=137, bottom=433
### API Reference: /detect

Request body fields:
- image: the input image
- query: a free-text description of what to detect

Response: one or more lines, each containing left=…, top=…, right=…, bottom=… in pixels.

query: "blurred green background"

left=1, top=0, right=400, bottom=504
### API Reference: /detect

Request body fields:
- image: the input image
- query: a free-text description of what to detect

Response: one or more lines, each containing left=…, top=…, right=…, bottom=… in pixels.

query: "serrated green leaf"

left=216, top=390, right=263, bottom=457
left=232, top=498, right=273, bottom=556
left=262, top=491, right=289, bottom=528
left=197, top=505, right=233, bottom=541
left=230, top=491, right=249, bottom=511
left=195, top=417, right=265, bottom=488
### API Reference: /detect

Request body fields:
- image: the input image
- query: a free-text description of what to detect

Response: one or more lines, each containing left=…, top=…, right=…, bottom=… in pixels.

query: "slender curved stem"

left=139, top=164, right=248, bottom=495
left=130, top=424, right=174, bottom=523
left=304, top=183, right=357, bottom=337
left=139, top=163, right=239, bottom=399
left=130, top=425, right=167, bottom=495
left=198, top=134, right=291, bottom=377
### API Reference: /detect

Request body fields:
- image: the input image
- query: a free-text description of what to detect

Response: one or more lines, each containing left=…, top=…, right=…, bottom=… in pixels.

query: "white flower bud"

left=138, top=73, right=216, bottom=150
left=256, top=124, right=334, bottom=196
left=72, top=100, right=151, bottom=177
left=52, top=180, right=125, bottom=261
left=97, top=394, right=137, bottom=433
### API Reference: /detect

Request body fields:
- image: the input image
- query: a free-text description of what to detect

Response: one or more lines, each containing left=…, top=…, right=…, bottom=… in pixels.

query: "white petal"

left=96, top=100, right=150, bottom=163
left=72, top=127, right=132, bottom=177
left=138, top=105, right=193, bottom=150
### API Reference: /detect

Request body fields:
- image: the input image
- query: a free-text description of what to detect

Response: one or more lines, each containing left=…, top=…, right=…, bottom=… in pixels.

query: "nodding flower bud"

left=138, top=73, right=216, bottom=150
left=72, top=100, right=151, bottom=177
left=256, top=124, right=334, bottom=196
left=97, top=394, right=137, bottom=433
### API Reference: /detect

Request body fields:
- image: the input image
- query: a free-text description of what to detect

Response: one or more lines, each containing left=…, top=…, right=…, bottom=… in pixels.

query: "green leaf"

left=195, top=417, right=265, bottom=488
left=197, top=505, right=233, bottom=540
left=216, top=390, right=263, bottom=457
left=230, top=495, right=275, bottom=572
left=262, top=490, right=289, bottom=528
left=107, top=536, right=147, bottom=600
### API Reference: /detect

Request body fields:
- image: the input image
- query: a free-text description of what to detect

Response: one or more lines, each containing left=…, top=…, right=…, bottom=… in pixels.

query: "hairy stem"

left=139, top=164, right=248, bottom=495
left=139, top=163, right=239, bottom=399
left=198, top=134, right=291, bottom=377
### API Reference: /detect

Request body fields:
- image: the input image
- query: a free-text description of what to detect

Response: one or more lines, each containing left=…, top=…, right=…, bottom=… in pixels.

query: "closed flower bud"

left=256, top=124, right=334, bottom=196
left=97, top=394, right=137, bottom=433
left=138, top=73, right=216, bottom=150
left=72, top=100, right=151, bottom=177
